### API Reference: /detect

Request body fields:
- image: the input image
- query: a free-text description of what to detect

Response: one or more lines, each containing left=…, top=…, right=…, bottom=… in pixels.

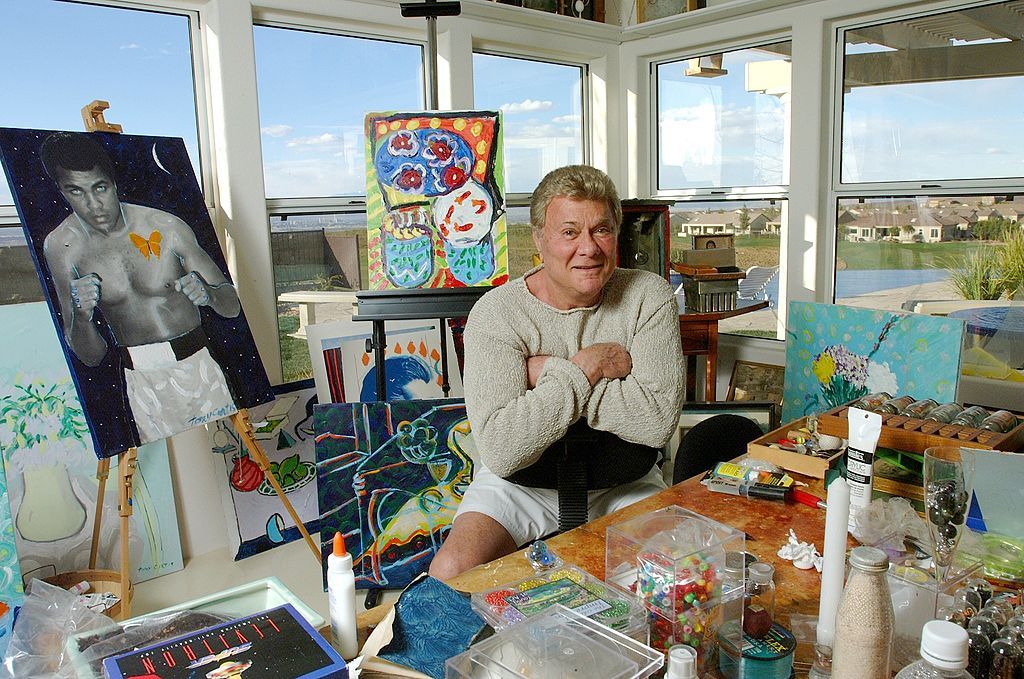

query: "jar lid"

left=920, top=620, right=969, bottom=671
left=666, top=644, right=697, bottom=679
left=848, top=546, right=889, bottom=573
left=748, top=562, right=775, bottom=584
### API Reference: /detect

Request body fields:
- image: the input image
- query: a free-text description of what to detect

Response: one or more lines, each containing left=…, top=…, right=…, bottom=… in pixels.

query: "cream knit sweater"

left=463, top=266, right=685, bottom=478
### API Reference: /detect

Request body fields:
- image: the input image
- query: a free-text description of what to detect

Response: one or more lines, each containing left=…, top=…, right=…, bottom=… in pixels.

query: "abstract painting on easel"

left=365, top=111, right=508, bottom=289
left=0, top=303, right=182, bottom=586
left=314, top=399, right=476, bottom=589
left=209, top=383, right=321, bottom=559
left=0, top=128, right=274, bottom=458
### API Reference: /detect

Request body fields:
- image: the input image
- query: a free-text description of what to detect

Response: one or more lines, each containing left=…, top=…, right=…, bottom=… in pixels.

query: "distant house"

left=677, top=212, right=736, bottom=236
left=907, top=212, right=959, bottom=243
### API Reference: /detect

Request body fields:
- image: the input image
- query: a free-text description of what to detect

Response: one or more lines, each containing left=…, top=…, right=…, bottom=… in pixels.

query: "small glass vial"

left=721, top=551, right=749, bottom=601
left=879, top=395, right=916, bottom=415
left=980, top=605, right=1011, bottom=628
left=832, top=547, right=895, bottom=679
left=988, top=636, right=1022, bottom=679
left=743, top=562, right=776, bottom=638
left=901, top=399, right=940, bottom=419
left=968, top=615, right=1002, bottom=643
left=938, top=605, right=969, bottom=628
left=968, top=626, right=992, bottom=679
left=926, top=403, right=965, bottom=423
left=965, top=578, right=993, bottom=608
left=856, top=392, right=893, bottom=412
left=980, top=410, right=1019, bottom=433
left=953, top=406, right=991, bottom=429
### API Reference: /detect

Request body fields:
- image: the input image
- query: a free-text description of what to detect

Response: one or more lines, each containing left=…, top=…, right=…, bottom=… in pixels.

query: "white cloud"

left=120, top=43, right=140, bottom=50
left=287, top=133, right=341, bottom=148
left=551, top=114, right=581, bottom=124
left=261, top=124, right=294, bottom=138
left=500, top=99, right=553, bottom=115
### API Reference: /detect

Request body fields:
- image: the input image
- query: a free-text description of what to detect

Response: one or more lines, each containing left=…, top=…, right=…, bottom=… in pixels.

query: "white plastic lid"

left=920, top=620, right=969, bottom=671
left=748, top=562, right=774, bottom=585
left=666, top=644, right=697, bottom=679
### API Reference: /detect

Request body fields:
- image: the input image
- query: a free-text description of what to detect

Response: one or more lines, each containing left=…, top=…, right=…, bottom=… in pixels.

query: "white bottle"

left=894, top=620, right=974, bottom=679
left=327, top=531, right=359, bottom=659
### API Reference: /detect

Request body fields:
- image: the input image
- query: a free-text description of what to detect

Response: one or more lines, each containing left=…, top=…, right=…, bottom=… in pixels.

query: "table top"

left=675, top=296, right=770, bottom=322
left=357, top=468, right=840, bottom=655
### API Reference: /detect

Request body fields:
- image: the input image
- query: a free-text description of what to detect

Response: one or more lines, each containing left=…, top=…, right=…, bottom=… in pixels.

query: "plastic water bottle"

left=327, top=531, right=358, bottom=659
left=894, top=620, right=974, bottom=678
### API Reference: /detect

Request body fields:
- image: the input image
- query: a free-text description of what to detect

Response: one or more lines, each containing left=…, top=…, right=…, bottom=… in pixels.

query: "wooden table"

left=357, top=469, right=842, bottom=667
left=677, top=298, right=770, bottom=402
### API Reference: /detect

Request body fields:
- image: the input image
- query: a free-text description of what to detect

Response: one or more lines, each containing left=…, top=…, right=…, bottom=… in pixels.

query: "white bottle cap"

left=666, top=644, right=697, bottom=679
left=748, top=562, right=774, bottom=585
left=920, top=620, right=969, bottom=671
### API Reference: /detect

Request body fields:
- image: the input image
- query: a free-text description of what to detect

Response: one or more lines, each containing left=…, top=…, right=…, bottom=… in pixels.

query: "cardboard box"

left=746, top=418, right=844, bottom=478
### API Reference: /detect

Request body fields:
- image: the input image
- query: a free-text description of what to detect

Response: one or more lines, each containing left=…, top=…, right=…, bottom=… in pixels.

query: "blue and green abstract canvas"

left=782, top=302, right=966, bottom=422
left=315, top=399, right=475, bottom=590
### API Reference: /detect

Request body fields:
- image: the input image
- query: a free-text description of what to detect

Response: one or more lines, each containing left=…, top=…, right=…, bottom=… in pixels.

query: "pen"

left=790, top=487, right=827, bottom=510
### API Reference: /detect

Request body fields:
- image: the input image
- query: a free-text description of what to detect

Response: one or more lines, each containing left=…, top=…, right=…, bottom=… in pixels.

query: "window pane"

left=255, top=26, right=424, bottom=199
left=271, top=213, right=368, bottom=383
left=0, top=1, right=201, bottom=206
left=656, top=41, right=791, bottom=190
left=473, top=53, right=584, bottom=194
left=670, top=200, right=785, bottom=338
left=0, top=227, right=44, bottom=306
left=840, top=3, right=1024, bottom=183
left=835, top=196, right=1024, bottom=379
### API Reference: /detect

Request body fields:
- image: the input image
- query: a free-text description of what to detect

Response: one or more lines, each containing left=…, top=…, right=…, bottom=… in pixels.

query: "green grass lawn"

left=836, top=240, right=992, bottom=271
left=279, top=315, right=313, bottom=383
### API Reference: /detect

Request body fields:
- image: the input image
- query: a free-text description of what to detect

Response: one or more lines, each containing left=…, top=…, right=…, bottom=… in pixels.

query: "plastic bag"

left=1, top=578, right=113, bottom=679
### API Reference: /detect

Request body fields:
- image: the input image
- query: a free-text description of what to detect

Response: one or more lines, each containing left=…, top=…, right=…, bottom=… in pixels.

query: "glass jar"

left=980, top=410, right=1019, bottom=433
left=879, top=395, right=916, bottom=415
left=967, top=627, right=992, bottom=679
left=743, top=562, right=775, bottom=638
left=902, top=399, right=940, bottom=419
left=952, top=406, right=991, bottom=429
left=856, top=392, right=893, bottom=412
left=721, top=551, right=749, bottom=601
left=964, top=578, right=993, bottom=608
left=925, top=403, right=965, bottom=424
left=988, top=636, right=1022, bottom=679
left=832, top=547, right=895, bottom=679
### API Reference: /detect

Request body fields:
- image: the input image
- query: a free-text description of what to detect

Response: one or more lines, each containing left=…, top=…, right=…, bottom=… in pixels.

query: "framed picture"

left=727, top=360, right=785, bottom=405
left=663, top=400, right=779, bottom=484
left=692, top=234, right=734, bottom=250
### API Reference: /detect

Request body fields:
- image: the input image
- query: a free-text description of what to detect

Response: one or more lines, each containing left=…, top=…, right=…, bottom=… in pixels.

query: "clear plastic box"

left=471, top=565, right=648, bottom=641
left=446, top=605, right=664, bottom=679
left=605, top=506, right=746, bottom=670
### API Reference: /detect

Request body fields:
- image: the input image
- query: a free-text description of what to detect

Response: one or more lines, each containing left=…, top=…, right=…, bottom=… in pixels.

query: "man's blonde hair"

left=529, top=165, right=622, bottom=234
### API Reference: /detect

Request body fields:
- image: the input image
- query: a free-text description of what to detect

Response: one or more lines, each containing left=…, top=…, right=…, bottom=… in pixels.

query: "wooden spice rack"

left=817, top=404, right=1024, bottom=454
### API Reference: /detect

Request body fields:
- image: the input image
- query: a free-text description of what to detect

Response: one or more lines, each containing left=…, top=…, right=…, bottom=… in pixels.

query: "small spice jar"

left=878, top=395, right=916, bottom=415
left=831, top=547, right=894, bottom=679
left=980, top=410, right=1019, bottom=433
left=901, top=399, right=940, bottom=419
left=989, top=635, right=1022, bottom=679
left=855, top=392, right=893, bottom=412
left=952, top=406, right=991, bottom=429
left=925, top=403, right=965, bottom=423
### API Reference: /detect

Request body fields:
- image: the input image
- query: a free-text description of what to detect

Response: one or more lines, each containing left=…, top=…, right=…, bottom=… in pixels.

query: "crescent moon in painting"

left=266, top=513, right=286, bottom=543
left=151, top=143, right=172, bottom=175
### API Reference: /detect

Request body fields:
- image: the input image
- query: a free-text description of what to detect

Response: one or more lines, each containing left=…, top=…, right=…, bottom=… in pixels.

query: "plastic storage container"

left=605, top=505, right=745, bottom=670
left=445, top=605, right=664, bottom=679
left=894, top=620, right=974, bottom=678
left=472, top=565, right=648, bottom=641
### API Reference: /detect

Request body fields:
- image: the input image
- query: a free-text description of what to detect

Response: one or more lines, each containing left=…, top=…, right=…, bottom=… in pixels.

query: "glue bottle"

left=327, top=531, right=358, bottom=659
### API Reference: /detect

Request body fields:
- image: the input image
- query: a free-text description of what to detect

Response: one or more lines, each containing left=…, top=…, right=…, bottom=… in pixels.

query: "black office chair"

left=672, top=414, right=766, bottom=484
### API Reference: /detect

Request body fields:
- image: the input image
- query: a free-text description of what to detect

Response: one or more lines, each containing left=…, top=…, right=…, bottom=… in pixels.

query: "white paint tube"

left=846, top=407, right=882, bottom=533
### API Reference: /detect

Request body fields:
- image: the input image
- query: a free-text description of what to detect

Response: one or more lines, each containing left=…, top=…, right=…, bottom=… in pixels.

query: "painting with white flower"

left=782, top=302, right=966, bottom=422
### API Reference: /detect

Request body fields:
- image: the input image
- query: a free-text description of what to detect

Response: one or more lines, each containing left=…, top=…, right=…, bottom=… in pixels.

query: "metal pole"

left=426, top=16, right=439, bottom=109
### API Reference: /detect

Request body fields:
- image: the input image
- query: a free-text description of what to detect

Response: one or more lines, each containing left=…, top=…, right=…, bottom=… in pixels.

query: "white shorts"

left=455, top=463, right=667, bottom=546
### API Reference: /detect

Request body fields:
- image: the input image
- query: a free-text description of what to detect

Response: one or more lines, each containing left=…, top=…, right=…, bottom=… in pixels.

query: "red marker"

left=790, top=487, right=827, bottom=510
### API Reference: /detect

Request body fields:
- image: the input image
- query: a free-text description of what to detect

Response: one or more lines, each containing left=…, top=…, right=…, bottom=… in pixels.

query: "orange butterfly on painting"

left=129, top=230, right=162, bottom=260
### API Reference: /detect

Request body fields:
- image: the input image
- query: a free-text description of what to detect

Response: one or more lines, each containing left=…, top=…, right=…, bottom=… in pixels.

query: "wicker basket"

left=43, top=569, right=133, bottom=620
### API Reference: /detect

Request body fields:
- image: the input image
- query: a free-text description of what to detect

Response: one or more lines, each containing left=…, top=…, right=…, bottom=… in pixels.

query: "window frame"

left=471, top=48, right=592, bottom=206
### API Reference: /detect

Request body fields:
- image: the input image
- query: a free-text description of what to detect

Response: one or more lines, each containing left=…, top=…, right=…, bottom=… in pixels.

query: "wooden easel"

left=79, top=102, right=320, bottom=620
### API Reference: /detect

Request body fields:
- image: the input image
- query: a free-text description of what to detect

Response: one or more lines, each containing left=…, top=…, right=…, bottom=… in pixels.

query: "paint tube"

left=846, top=407, right=882, bottom=533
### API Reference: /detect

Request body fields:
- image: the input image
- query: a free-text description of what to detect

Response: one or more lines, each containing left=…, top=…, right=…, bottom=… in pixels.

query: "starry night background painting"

left=0, top=128, right=274, bottom=458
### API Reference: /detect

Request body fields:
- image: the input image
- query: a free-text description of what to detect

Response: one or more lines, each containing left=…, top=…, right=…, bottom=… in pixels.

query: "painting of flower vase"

left=365, top=111, right=508, bottom=290
left=782, top=302, right=966, bottom=422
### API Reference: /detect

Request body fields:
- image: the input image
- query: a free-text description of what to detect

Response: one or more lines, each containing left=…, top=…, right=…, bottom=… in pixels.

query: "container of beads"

left=471, top=565, right=649, bottom=641
left=604, top=506, right=745, bottom=672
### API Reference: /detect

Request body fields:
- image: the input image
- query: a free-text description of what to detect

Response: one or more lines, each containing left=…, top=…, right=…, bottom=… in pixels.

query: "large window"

left=0, top=0, right=201, bottom=306
left=254, top=25, right=424, bottom=382
left=836, top=3, right=1024, bottom=384
left=655, top=41, right=791, bottom=339
left=473, top=53, right=585, bottom=195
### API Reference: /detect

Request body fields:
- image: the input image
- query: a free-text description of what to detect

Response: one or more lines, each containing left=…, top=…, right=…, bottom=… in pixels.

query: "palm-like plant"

left=943, top=247, right=1005, bottom=301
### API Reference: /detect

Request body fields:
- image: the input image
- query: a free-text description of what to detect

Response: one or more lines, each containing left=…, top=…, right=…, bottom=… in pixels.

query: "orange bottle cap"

left=333, top=532, right=348, bottom=558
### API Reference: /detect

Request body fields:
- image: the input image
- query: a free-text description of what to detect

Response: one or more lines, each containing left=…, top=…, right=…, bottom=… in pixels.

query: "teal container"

left=718, top=621, right=796, bottom=679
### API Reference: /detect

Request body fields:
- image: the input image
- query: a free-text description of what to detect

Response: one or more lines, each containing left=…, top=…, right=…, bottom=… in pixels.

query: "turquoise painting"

left=782, top=302, right=966, bottom=422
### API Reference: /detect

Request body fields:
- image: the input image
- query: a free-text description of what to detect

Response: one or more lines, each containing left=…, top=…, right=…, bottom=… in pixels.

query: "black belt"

left=121, top=325, right=207, bottom=370
left=506, top=421, right=660, bottom=533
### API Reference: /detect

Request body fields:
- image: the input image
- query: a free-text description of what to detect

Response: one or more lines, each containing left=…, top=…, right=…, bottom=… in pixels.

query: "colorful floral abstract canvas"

left=365, top=111, right=507, bottom=290
left=782, top=302, right=965, bottom=422
left=315, top=399, right=476, bottom=589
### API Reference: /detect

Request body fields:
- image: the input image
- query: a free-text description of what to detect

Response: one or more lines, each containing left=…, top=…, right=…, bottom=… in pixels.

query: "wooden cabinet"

left=618, top=199, right=673, bottom=280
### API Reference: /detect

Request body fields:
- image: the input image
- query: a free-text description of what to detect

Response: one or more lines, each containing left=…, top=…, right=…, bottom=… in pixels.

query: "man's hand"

left=70, top=272, right=102, bottom=319
left=175, top=271, right=212, bottom=307
left=526, top=355, right=550, bottom=388
left=570, top=342, right=632, bottom=386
